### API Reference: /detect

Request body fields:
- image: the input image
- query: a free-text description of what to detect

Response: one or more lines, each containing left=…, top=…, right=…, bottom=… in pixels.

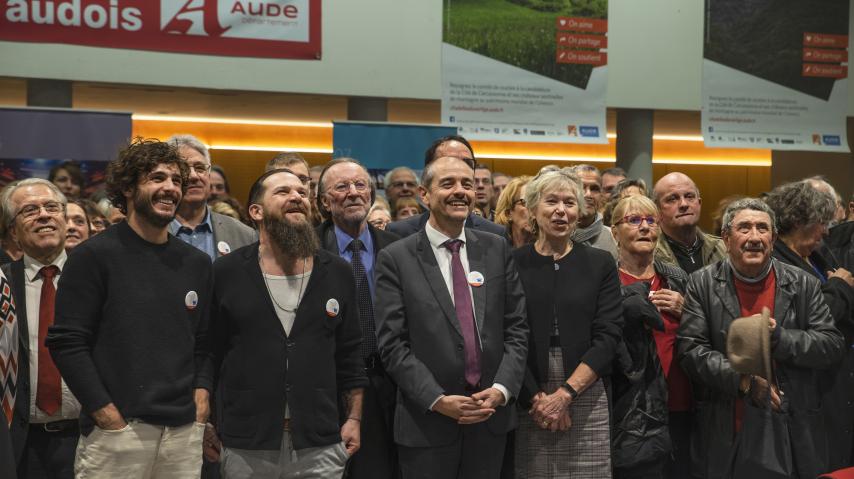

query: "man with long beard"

left=204, top=168, right=367, bottom=479
left=47, top=138, right=214, bottom=478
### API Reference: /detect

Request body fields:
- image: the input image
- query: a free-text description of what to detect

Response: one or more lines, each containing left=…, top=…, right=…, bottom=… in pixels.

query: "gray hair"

left=166, top=134, right=210, bottom=163
left=525, top=169, right=587, bottom=237
left=721, top=197, right=777, bottom=236
left=764, top=181, right=835, bottom=236
left=612, top=178, right=648, bottom=198
left=2, top=178, right=68, bottom=228
left=570, top=164, right=600, bottom=178
left=388, top=166, right=419, bottom=187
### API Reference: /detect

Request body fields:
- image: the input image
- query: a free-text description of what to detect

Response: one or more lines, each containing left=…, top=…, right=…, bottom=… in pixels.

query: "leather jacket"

left=676, top=258, right=844, bottom=478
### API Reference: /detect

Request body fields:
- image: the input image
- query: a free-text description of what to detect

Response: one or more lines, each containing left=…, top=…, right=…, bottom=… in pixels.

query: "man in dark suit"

left=375, top=156, right=528, bottom=479
left=205, top=168, right=368, bottom=478
left=1, top=179, right=78, bottom=478
left=387, top=135, right=505, bottom=239
left=315, top=158, right=400, bottom=478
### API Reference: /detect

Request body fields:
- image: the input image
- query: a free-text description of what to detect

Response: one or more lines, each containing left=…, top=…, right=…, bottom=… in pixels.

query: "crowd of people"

left=0, top=133, right=852, bottom=479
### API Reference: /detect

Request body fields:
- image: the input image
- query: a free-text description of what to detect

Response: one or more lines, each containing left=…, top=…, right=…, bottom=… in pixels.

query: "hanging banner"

left=0, top=0, right=321, bottom=60
left=441, top=1, right=608, bottom=144
left=702, top=0, right=849, bottom=152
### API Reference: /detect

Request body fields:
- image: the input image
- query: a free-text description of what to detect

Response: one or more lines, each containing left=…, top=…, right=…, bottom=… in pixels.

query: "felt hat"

left=727, top=307, right=772, bottom=380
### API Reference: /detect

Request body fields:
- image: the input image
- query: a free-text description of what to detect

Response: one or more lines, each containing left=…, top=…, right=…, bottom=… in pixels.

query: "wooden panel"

left=387, top=99, right=441, bottom=124
left=0, top=77, right=26, bottom=106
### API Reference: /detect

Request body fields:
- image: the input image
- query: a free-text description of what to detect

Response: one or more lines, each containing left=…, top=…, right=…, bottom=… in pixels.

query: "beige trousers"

left=74, top=420, right=205, bottom=479
left=221, top=431, right=348, bottom=479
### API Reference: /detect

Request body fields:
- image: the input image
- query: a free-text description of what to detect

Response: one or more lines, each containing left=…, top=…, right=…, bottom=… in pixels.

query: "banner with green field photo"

left=441, top=0, right=609, bottom=144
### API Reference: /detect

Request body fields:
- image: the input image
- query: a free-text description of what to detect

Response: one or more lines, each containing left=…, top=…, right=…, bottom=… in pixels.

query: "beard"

left=133, top=189, right=177, bottom=228
left=264, top=213, right=318, bottom=258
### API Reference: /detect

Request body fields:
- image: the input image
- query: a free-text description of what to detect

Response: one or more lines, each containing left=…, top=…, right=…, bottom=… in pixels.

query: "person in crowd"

left=95, top=197, right=126, bottom=226
left=1, top=179, right=78, bottom=478
left=612, top=179, right=648, bottom=200
left=711, top=195, right=746, bottom=239
left=846, top=192, right=854, bottom=223
left=168, top=135, right=257, bottom=261
left=209, top=165, right=230, bottom=202
left=512, top=169, right=622, bottom=478
left=367, top=205, right=392, bottom=231
left=48, top=161, right=85, bottom=200
left=265, top=152, right=321, bottom=225
left=47, top=138, right=213, bottom=478
left=315, top=158, right=400, bottom=479
left=677, top=198, right=844, bottom=478
left=610, top=195, right=691, bottom=478
left=601, top=167, right=627, bottom=205
left=206, top=168, right=366, bottom=478
left=79, top=199, right=108, bottom=235
left=493, top=176, right=533, bottom=248
left=765, top=181, right=854, bottom=471
left=492, top=172, right=511, bottom=210
left=0, top=265, right=18, bottom=479
left=474, top=164, right=495, bottom=220
left=309, top=165, right=323, bottom=203
left=209, top=200, right=241, bottom=222
left=653, top=172, right=726, bottom=275
left=65, top=200, right=91, bottom=252
left=375, top=155, right=528, bottom=478
left=569, top=164, right=618, bottom=258
left=387, top=136, right=505, bottom=238
left=393, top=197, right=422, bottom=221
left=384, top=167, right=419, bottom=211
left=0, top=182, right=23, bottom=265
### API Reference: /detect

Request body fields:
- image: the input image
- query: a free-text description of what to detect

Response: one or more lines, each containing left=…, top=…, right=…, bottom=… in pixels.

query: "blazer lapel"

left=244, top=245, right=287, bottom=337
left=465, top=230, right=487, bottom=333
left=713, top=264, right=741, bottom=322
left=11, top=261, right=28, bottom=356
left=415, top=231, right=461, bottom=337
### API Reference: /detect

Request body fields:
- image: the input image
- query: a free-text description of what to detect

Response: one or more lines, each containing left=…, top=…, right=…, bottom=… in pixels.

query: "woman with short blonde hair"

left=494, top=175, right=533, bottom=248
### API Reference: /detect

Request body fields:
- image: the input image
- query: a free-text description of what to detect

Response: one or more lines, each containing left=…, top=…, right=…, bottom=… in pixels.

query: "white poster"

left=442, top=2, right=608, bottom=144
left=702, top=0, right=849, bottom=152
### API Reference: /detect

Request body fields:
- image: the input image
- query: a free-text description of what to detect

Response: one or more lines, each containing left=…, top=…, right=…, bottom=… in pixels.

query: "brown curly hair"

left=106, top=137, right=189, bottom=214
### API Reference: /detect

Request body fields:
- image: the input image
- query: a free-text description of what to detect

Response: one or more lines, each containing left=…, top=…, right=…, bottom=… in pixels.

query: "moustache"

left=742, top=243, right=766, bottom=253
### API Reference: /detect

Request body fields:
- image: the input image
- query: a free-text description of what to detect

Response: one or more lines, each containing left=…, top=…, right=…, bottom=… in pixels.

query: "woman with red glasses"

left=610, top=195, right=692, bottom=479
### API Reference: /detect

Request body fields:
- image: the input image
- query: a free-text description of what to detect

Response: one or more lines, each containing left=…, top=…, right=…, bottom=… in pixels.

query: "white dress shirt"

left=424, top=222, right=509, bottom=407
left=24, top=252, right=81, bottom=423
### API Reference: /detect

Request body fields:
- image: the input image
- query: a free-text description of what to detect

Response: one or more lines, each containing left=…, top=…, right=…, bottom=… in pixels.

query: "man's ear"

left=419, top=185, right=430, bottom=206
left=248, top=204, right=263, bottom=223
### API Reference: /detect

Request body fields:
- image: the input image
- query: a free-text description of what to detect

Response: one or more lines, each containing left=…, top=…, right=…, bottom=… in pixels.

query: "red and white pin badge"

left=325, top=298, right=340, bottom=317
left=468, top=271, right=484, bottom=287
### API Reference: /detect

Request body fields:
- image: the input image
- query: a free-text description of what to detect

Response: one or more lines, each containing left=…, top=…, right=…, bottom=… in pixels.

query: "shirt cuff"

left=491, top=383, right=510, bottom=406
left=429, top=394, right=444, bottom=412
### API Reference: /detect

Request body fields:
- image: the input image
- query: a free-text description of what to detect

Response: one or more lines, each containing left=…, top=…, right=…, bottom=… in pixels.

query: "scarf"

left=572, top=213, right=604, bottom=245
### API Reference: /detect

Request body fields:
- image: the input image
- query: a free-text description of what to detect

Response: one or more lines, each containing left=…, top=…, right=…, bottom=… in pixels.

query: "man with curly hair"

left=46, top=138, right=214, bottom=478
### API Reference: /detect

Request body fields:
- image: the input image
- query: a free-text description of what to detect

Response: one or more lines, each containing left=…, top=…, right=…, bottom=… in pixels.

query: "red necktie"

left=36, top=265, right=61, bottom=416
left=443, top=240, right=481, bottom=388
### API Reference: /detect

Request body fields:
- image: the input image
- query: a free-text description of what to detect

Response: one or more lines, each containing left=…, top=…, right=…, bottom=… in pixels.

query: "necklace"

left=259, top=255, right=308, bottom=313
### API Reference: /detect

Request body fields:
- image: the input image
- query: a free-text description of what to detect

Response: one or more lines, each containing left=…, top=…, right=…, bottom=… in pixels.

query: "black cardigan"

left=513, top=243, right=623, bottom=406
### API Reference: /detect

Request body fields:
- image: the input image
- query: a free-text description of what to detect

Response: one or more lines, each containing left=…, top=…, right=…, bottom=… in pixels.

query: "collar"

left=425, top=220, right=467, bottom=250
left=663, top=230, right=702, bottom=254
left=23, top=250, right=67, bottom=282
left=334, top=222, right=372, bottom=255
left=728, top=257, right=773, bottom=284
left=170, top=207, right=213, bottom=234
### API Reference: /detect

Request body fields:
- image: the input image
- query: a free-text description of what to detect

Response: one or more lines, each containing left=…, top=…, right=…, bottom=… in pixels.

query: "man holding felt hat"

left=677, top=198, right=844, bottom=479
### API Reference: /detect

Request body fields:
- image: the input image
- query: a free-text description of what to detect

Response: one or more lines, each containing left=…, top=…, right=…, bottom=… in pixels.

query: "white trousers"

left=221, top=431, right=348, bottom=479
left=75, top=420, right=205, bottom=479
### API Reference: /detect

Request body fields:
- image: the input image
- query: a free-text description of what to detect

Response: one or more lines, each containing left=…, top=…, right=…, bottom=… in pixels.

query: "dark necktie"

left=443, top=240, right=481, bottom=388
left=36, top=265, right=61, bottom=416
left=348, top=239, right=377, bottom=359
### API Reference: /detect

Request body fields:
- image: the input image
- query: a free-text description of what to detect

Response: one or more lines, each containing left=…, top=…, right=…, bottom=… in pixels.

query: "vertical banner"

left=702, top=0, right=849, bottom=152
left=441, top=0, right=608, bottom=144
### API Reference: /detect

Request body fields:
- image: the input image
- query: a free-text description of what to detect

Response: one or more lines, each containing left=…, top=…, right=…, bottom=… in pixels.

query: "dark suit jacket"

left=374, top=228, right=528, bottom=448
left=316, top=220, right=400, bottom=258
left=203, top=244, right=368, bottom=451
left=2, top=261, right=29, bottom=465
left=387, top=212, right=505, bottom=239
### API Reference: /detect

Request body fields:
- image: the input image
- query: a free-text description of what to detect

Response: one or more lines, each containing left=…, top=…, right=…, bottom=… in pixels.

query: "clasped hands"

left=432, top=387, right=505, bottom=425
left=529, top=389, right=572, bottom=432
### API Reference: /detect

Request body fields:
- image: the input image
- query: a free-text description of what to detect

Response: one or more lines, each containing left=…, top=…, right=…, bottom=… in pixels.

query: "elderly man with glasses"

left=167, top=135, right=257, bottom=261
left=1, top=178, right=79, bottom=478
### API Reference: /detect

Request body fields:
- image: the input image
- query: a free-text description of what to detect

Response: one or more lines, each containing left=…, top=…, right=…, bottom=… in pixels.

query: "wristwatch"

left=560, top=382, right=578, bottom=400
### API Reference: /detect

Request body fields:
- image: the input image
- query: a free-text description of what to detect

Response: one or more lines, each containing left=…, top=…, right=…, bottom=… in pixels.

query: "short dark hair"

left=48, top=160, right=86, bottom=191
left=266, top=152, right=308, bottom=173
left=247, top=167, right=296, bottom=209
left=602, top=167, right=626, bottom=177
left=421, top=156, right=474, bottom=189
left=475, top=163, right=492, bottom=173
left=106, top=138, right=189, bottom=215
left=315, top=158, right=375, bottom=219
left=210, top=165, right=230, bottom=194
left=423, top=135, right=475, bottom=167
left=67, top=199, right=93, bottom=236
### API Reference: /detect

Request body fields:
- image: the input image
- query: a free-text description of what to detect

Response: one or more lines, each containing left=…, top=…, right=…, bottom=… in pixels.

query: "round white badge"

left=468, top=271, right=484, bottom=287
left=185, top=291, right=199, bottom=310
left=217, top=241, right=231, bottom=255
left=325, top=298, right=340, bottom=317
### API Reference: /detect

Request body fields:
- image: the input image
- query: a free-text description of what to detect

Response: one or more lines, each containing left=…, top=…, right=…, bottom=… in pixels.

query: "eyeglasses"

left=188, top=163, right=212, bottom=175
left=330, top=180, right=369, bottom=194
left=616, top=215, right=657, bottom=227
left=12, top=201, right=65, bottom=222
left=389, top=181, right=417, bottom=189
left=513, top=198, right=526, bottom=207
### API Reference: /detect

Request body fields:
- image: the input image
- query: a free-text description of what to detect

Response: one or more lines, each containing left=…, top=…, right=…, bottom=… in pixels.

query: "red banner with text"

left=0, top=0, right=321, bottom=60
